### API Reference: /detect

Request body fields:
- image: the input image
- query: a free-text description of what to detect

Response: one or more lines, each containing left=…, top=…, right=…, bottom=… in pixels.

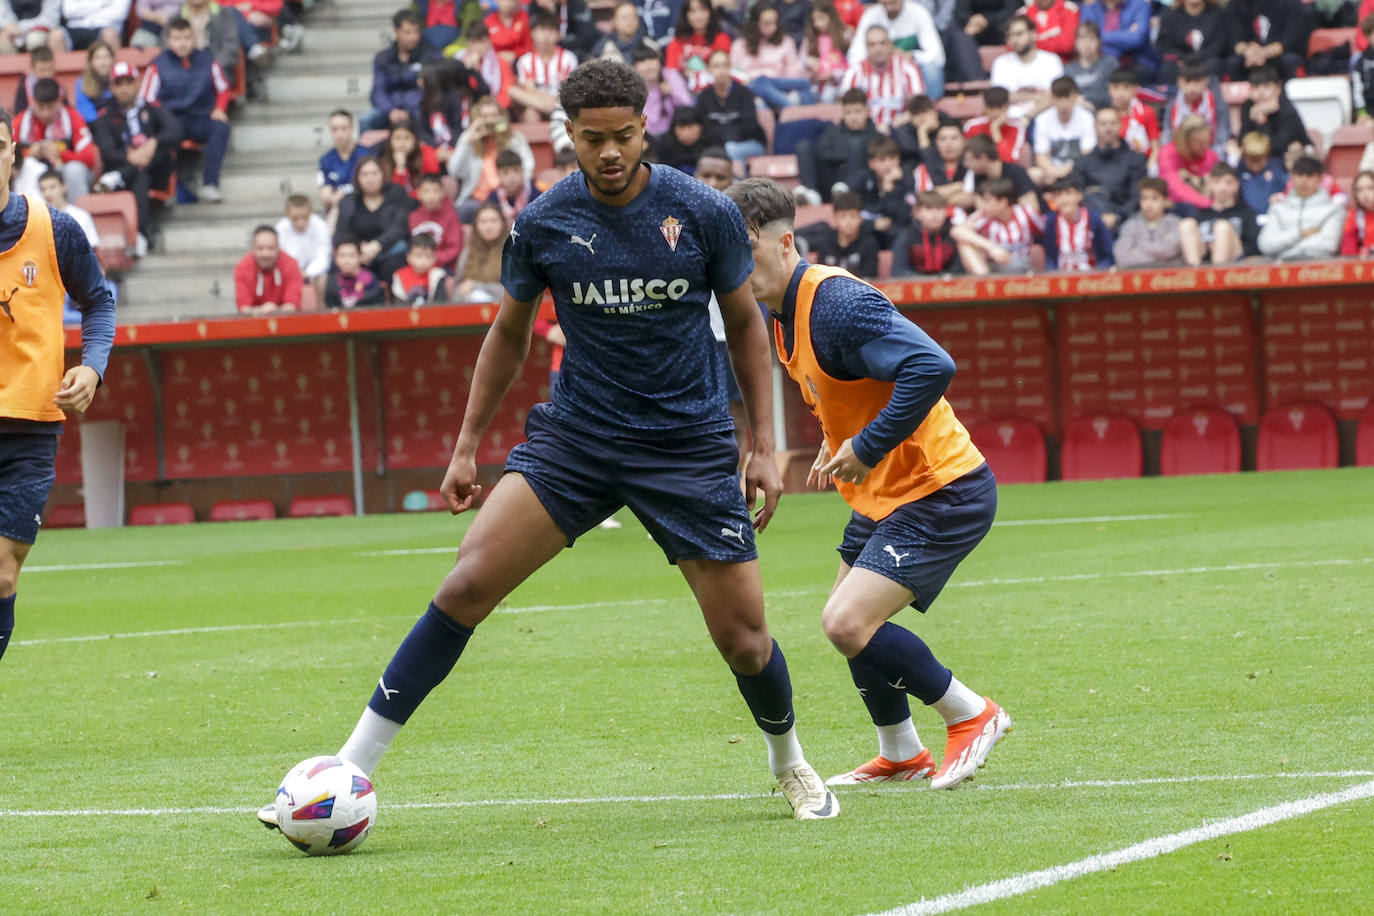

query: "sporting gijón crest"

left=660, top=216, right=681, bottom=251
left=21, top=258, right=38, bottom=287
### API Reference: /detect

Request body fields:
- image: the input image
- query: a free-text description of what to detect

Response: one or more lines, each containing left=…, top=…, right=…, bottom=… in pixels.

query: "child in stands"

left=392, top=233, right=448, bottom=305
left=325, top=239, right=385, bottom=309
left=1043, top=175, right=1113, bottom=271
left=486, top=147, right=541, bottom=222
left=1340, top=170, right=1374, bottom=256
left=1113, top=176, right=1202, bottom=268
left=951, top=176, right=1045, bottom=275
left=891, top=190, right=961, bottom=276
left=408, top=173, right=463, bottom=273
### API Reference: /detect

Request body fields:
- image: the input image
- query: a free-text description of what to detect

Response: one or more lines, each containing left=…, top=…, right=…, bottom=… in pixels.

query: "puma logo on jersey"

left=0, top=287, right=17, bottom=322
left=720, top=524, right=746, bottom=544
left=883, top=545, right=910, bottom=566
left=378, top=677, right=399, bottom=701
left=570, top=233, right=596, bottom=254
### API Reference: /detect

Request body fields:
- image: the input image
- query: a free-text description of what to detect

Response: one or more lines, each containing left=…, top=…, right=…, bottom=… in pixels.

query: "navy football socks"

left=733, top=639, right=796, bottom=735
left=847, top=653, right=912, bottom=726
left=853, top=622, right=953, bottom=706
left=0, top=593, right=13, bottom=663
left=366, top=602, right=474, bottom=724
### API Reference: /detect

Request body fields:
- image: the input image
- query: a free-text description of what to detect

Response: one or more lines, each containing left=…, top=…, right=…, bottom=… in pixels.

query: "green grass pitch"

left=3, top=469, right=1372, bottom=914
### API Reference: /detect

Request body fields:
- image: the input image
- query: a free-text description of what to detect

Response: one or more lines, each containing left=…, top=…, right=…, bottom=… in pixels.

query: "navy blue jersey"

left=501, top=164, right=753, bottom=439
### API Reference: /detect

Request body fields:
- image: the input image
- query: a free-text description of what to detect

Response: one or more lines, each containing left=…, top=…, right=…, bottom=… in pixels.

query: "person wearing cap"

left=91, top=59, right=181, bottom=251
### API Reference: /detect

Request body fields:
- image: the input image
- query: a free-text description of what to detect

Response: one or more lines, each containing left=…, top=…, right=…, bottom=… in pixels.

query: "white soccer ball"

left=273, top=755, right=378, bottom=856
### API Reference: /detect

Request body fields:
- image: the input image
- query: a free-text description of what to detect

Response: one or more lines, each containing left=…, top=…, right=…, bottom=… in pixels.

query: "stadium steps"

left=114, top=4, right=390, bottom=324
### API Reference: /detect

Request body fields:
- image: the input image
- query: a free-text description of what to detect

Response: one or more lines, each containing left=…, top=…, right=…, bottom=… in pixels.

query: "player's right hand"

left=806, top=442, right=833, bottom=491
left=440, top=455, right=482, bottom=514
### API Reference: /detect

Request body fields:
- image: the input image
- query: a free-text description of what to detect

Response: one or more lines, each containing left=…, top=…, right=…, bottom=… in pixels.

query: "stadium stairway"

left=117, top=0, right=391, bottom=323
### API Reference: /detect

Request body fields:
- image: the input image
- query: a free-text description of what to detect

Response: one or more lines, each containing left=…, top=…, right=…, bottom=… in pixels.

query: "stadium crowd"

left=9, top=0, right=1374, bottom=313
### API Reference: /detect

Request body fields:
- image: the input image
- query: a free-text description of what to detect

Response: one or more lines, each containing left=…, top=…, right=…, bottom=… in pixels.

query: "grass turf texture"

left=2, top=469, right=1372, bottom=915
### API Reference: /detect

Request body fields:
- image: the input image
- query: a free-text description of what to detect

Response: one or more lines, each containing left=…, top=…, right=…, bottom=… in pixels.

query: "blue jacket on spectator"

left=370, top=42, right=435, bottom=122
left=1239, top=156, right=1289, bottom=216
left=318, top=145, right=370, bottom=195
left=1078, top=0, right=1157, bottom=77
left=145, top=47, right=226, bottom=117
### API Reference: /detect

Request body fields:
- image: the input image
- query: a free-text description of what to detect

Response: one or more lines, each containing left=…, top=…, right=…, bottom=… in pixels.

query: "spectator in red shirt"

left=1341, top=170, right=1374, bottom=257
left=666, top=0, right=732, bottom=93
left=484, top=0, right=531, bottom=64
left=235, top=225, right=303, bottom=314
left=377, top=120, right=440, bottom=197
left=962, top=86, right=1026, bottom=164
left=408, top=173, right=463, bottom=272
left=1016, top=0, right=1080, bottom=61
left=13, top=78, right=97, bottom=199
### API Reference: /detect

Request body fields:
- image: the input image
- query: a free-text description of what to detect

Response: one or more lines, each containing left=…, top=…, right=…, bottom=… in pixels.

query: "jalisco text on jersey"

left=570, top=277, right=692, bottom=306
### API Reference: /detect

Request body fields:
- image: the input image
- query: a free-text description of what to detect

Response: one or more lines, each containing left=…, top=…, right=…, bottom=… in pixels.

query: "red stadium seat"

left=75, top=192, right=139, bottom=274
left=756, top=105, right=776, bottom=153
left=1357, top=404, right=1374, bottom=467
left=1327, top=124, right=1373, bottom=187
left=299, top=284, right=320, bottom=312
left=513, top=121, right=556, bottom=172
left=1160, top=407, right=1241, bottom=476
left=288, top=495, right=354, bottom=518
left=1256, top=402, right=1339, bottom=471
left=936, top=94, right=985, bottom=121
left=876, top=248, right=893, bottom=280
left=1308, top=27, right=1357, bottom=57
left=747, top=154, right=800, bottom=186
left=45, top=503, right=86, bottom=529
left=208, top=499, right=278, bottom=521
left=1061, top=414, right=1143, bottom=481
left=968, top=416, right=1046, bottom=483
left=978, top=45, right=1006, bottom=74
left=778, top=103, right=843, bottom=124
left=794, top=204, right=835, bottom=228
left=129, top=502, right=195, bottom=525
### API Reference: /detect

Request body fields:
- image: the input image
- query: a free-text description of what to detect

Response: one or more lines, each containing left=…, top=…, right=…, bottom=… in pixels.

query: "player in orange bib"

left=0, top=105, right=117, bottom=663
left=727, top=178, right=1011, bottom=789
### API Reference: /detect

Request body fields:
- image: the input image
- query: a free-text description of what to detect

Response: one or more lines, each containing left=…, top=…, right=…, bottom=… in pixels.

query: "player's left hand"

left=54, top=365, right=100, bottom=416
left=806, top=441, right=833, bottom=490
left=819, top=438, right=872, bottom=485
left=743, top=448, right=782, bottom=532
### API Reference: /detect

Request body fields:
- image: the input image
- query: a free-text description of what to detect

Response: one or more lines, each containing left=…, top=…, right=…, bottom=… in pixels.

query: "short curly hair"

left=559, top=59, right=648, bottom=119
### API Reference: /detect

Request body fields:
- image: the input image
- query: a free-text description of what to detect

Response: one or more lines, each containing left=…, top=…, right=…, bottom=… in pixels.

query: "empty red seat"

left=969, top=416, right=1047, bottom=484
left=209, top=499, right=278, bottom=521
left=1061, top=414, right=1142, bottom=481
left=45, top=503, right=86, bottom=529
left=288, top=495, right=354, bottom=518
left=1257, top=402, right=1339, bottom=471
left=129, top=502, right=195, bottom=525
left=1160, top=407, right=1241, bottom=476
left=1358, top=404, right=1374, bottom=467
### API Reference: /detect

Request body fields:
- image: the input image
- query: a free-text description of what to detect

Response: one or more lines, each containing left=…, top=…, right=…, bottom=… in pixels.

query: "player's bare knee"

left=434, top=566, right=501, bottom=628
left=821, top=603, right=869, bottom=657
left=718, top=627, right=771, bottom=674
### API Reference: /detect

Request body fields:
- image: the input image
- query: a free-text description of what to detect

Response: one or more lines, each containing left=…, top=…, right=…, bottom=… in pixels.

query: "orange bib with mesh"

left=0, top=195, right=69, bottom=422
left=774, top=264, right=984, bottom=521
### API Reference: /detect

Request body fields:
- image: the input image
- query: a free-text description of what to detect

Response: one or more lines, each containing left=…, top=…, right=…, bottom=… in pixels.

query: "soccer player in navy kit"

left=259, top=60, right=839, bottom=823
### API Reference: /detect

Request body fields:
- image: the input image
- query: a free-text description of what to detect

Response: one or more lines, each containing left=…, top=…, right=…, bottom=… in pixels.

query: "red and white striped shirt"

left=15, top=105, right=97, bottom=170
left=968, top=203, right=1044, bottom=258
left=1120, top=98, right=1158, bottom=156
left=1055, top=208, right=1095, bottom=271
left=839, top=54, right=925, bottom=129
left=515, top=48, right=578, bottom=94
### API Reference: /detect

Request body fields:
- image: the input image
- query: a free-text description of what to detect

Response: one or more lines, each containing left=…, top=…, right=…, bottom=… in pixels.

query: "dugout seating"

left=288, top=494, right=354, bottom=518
left=1256, top=403, right=1340, bottom=471
left=75, top=192, right=139, bottom=274
left=1160, top=407, right=1241, bottom=477
left=44, top=503, right=86, bottom=529
left=208, top=499, right=278, bottom=521
left=968, top=416, right=1047, bottom=484
left=129, top=502, right=196, bottom=525
left=1358, top=404, right=1374, bottom=467
left=1060, top=413, right=1143, bottom=481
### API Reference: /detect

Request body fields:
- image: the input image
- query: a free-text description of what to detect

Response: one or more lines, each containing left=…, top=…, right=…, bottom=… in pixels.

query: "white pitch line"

left=866, top=778, right=1374, bottom=916
left=949, top=557, right=1373, bottom=590
left=357, top=515, right=1191, bottom=558
left=993, top=514, right=1185, bottom=527
left=23, top=560, right=186, bottom=573
left=1, top=770, right=1369, bottom=819
left=15, top=557, right=1372, bottom=647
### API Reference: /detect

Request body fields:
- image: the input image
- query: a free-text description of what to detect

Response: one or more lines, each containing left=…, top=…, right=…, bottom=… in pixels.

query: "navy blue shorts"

left=838, top=463, right=997, bottom=612
left=505, top=403, right=756, bottom=564
left=0, top=432, right=59, bottom=545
